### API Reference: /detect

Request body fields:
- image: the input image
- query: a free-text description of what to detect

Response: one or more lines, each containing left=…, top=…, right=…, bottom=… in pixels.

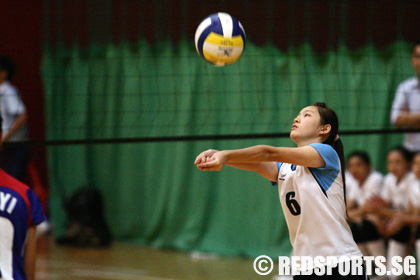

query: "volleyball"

left=195, top=13, right=246, bottom=66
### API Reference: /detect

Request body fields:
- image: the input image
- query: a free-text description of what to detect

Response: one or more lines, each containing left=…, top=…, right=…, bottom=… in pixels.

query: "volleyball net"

left=38, top=0, right=420, bottom=255
left=40, top=0, right=420, bottom=143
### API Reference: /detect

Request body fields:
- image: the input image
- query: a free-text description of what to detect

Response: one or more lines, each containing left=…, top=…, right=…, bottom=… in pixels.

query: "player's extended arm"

left=195, top=149, right=279, bottom=181
left=195, top=145, right=325, bottom=176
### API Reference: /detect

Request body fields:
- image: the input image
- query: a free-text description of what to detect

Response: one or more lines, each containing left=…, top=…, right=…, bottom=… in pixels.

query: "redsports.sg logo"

left=253, top=255, right=416, bottom=277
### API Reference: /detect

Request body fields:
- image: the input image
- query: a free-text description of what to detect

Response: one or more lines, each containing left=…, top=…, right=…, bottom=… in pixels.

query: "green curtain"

left=41, top=39, right=415, bottom=257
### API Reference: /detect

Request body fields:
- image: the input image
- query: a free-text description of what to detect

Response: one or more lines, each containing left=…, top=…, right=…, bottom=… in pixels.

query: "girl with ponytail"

left=195, top=103, right=367, bottom=279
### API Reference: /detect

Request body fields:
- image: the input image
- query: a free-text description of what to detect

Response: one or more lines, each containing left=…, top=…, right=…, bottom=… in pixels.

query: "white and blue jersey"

left=0, top=169, right=45, bottom=280
left=275, top=143, right=362, bottom=268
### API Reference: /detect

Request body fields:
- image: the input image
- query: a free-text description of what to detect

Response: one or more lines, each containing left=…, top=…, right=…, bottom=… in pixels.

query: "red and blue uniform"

left=0, top=169, right=45, bottom=280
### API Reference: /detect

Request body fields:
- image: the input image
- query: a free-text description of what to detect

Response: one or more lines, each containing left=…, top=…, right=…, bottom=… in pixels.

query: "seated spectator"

left=364, top=146, right=414, bottom=280
left=385, top=152, right=420, bottom=277
left=345, top=151, right=386, bottom=259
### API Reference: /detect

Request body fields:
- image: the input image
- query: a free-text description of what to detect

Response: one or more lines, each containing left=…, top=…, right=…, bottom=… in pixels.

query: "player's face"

left=412, top=154, right=420, bottom=180
left=387, top=151, right=410, bottom=181
left=347, top=156, right=370, bottom=184
left=412, top=46, right=420, bottom=75
left=290, top=106, right=326, bottom=145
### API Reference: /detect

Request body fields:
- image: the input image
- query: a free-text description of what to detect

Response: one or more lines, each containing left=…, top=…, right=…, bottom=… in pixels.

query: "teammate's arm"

left=386, top=206, right=419, bottom=235
left=24, top=226, right=37, bottom=280
left=363, top=196, right=394, bottom=218
left=346, top=200, right=366, bottom=222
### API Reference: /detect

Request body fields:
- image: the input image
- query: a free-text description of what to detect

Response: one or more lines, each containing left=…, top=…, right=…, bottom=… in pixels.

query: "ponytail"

left=333, top=137, right=347, bottom=207
left=312, top=102, right=347, bottom=207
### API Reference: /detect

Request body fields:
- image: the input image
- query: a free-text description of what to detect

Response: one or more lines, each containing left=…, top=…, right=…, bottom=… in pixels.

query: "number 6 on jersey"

left=285, top=191, right=301, bottom=216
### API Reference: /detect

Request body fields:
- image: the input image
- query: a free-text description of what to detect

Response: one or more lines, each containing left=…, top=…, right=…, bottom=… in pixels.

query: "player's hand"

left=195, top=150, right=226, bottom=171
left=194, top=149, right=219, bottom=165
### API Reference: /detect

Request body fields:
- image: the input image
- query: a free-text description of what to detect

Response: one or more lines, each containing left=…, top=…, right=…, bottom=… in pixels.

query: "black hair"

left=312, top=102, right=347, bottom=206
left=0, top=56, right=16, bottom=80
left=347, top=151, right=371, bottom=166
left=388, top=145, right=413, bottom=163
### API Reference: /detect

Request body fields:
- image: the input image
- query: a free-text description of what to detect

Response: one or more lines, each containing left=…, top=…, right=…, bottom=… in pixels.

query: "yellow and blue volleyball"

left=195, top=13, right=246, bottom=66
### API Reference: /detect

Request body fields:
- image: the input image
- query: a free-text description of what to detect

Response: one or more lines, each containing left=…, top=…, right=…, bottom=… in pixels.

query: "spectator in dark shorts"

left=345, top=151, right=386, bottom=259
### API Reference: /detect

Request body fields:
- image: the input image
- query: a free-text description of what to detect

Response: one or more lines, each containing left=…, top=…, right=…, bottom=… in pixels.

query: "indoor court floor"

left=35, top=236, right=280, bottom=280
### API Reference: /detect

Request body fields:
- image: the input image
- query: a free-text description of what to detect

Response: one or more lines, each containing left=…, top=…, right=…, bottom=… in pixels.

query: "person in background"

left=386, top=152, right=420, bottom=278
left=345, top=151, right=386, bottom=260
left=390, top=41, right=420, bottom=154
left=0, top=56, right=30, bottom=181
left=0, top=112, right=46, bottom=280
left=0, top=56, right=50, bottom=239
left=364, top=146, right=414, bottom=280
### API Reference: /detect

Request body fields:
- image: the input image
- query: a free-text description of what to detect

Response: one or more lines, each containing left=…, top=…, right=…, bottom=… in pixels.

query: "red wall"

left=0, top=1, right=48, bottom=187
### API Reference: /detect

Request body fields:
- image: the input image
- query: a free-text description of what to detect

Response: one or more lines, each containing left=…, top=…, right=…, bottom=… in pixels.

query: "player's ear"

left=321, top=124, right=331, bottom=135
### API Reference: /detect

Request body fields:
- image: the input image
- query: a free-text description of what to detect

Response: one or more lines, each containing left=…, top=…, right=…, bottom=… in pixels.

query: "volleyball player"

left=195, top=103, right=367, bottom=279
left=0, top=113, right=46, bottom=280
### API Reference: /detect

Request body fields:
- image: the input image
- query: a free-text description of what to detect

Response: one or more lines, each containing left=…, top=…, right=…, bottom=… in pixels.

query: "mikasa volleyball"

left=195, top=13, right=246, bottom=66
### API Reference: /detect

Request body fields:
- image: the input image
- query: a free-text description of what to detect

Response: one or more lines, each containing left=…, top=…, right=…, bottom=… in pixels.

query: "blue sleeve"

left=27, top=189, right=46, bottom=226
left=271, top=162, right=282, bottom=186
left=309, top=143, right=340, bottom=193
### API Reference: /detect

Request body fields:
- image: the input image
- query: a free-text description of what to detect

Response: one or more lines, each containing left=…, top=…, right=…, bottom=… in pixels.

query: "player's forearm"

left=222, top=145, right=277, bottom=164
left=222, top=145, right=324, bottom=168
left=226, top=162, right=278, bottom=182
left=222, top=146, right=280, bottom=181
